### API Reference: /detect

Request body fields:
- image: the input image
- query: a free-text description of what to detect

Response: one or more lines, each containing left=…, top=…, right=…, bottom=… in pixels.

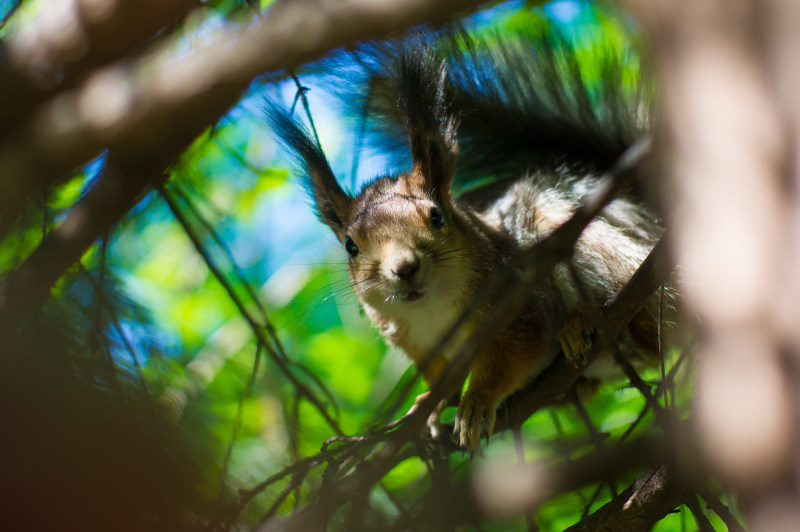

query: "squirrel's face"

left=340, top=176, right=473, bottom=317
left=270, top=46, right=462, bottom=317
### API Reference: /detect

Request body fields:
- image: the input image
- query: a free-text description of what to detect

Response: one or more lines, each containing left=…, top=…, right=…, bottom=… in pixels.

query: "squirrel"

left=267, top=21, right=671, bottom=451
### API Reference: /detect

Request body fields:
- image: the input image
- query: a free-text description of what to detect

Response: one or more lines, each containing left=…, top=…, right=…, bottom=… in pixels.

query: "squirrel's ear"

left=265, top=103, right=351, bottom=236
left=398, top=45, right=459, bottom=201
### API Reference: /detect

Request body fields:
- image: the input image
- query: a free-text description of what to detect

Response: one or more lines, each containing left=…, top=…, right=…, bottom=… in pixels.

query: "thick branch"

left=564, top=467, right=684, bottom=532
left=0, top=0, right=197, bottom=129
left=393, top=431, right=682, bottom=531
left=0, top=84, right=241, bottom=334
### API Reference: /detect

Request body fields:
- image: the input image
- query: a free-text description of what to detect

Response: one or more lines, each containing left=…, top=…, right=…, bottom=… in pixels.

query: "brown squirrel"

left=268, top=28, right=668, bottom=451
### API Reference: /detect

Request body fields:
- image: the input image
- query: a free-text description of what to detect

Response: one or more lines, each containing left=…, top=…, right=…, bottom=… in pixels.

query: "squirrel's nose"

left=391, top=256, right=420, bottom=280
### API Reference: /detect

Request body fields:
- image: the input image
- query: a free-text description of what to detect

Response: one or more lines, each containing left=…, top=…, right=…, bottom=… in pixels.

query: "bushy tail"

left=338, top=8, right=653, bottom=186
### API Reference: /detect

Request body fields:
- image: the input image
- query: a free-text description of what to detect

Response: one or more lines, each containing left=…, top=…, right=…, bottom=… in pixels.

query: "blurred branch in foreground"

left=0, top=0, right=487, bottom=236
left=624, top=0, right=800, bottom=529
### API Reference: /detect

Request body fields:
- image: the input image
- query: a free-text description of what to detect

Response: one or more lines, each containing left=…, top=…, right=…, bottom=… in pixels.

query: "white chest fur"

left=406, top=300, right=469, bottom=360
left=367, top=296, right=470, bottom=363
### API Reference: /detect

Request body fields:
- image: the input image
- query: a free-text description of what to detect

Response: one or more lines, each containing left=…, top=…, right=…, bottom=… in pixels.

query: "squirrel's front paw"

left=454, top=389, right=496, bottom=452
left=557, top=305, right=594, bottom=367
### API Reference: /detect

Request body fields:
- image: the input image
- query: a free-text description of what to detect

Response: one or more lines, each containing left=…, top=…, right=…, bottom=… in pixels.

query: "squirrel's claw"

left=410, top=391, right=450, bottom=442
left=454, top=390, right=496, bottom=453
left=557, top=305, right=595, bottom=367
left=427, top=412, right=445, bottom=441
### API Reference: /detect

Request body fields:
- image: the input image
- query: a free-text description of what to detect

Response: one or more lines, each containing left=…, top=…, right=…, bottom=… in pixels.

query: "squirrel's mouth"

left=382, top=288, right=425, bottom=304
left=403, top=290, right=424, bottom=302
left=381, top=276, right=427, bottom=304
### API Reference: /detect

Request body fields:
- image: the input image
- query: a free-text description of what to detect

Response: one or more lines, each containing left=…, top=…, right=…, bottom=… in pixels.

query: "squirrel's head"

left=333, top=167, right=475, bottom=316
left=268, top=45, right=477, bottom=316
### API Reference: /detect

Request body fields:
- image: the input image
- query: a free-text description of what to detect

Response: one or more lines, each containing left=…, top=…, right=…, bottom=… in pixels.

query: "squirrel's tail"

left=341, top=8, right=653, bottom=186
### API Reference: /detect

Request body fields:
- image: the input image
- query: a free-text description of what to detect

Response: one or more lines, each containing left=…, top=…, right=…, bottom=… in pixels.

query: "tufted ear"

left=398, top=44, right=459, bottom=203
left=265, top=103, right=352, bottom=237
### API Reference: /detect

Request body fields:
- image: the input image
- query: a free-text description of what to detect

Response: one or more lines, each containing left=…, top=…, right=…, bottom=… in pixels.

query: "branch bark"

left=394, top=432, right=685, bottom=531
left=564, top=467, right=684, bottom=532
left=0, top=84, right=241, bottom=334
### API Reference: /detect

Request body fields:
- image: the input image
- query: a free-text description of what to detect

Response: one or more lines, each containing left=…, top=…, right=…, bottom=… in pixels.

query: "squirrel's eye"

left=430, top=207, right=445, bottom=229
left=344, top=236, right=359, bottom=257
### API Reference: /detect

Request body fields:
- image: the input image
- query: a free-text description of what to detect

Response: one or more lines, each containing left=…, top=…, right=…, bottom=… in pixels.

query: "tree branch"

left=0, top=0, right=487, bottom=234
left=0, top=0, right=197, bottom=129
left=0, top=76, right=241, bottom=335
left=391, top=431, right=684, bottom=531
left=564, top=466, right=684, bottom=532
left=159, top=185, right=344, bottom=435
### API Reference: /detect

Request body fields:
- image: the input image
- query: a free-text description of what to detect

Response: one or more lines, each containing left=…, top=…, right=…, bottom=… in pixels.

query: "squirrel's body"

left=268, top=25, right=670, bottom=450
left=342, top=166, right=662, bottom=448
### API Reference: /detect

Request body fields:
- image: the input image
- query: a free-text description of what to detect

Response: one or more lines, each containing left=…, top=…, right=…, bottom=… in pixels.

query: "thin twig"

left=658, top=284, right=669, bottom=410
left=259, top=470, right=309, bottom=526
left=220, top=342, right=264, bottom=499
left=289, top=71, right=322, bottom=149
left=495, top=228, right=673, bottom=433
left=207, top=441, right=358, bottom=530
left=696, top=486, right=746, bottom=532
left=158, top=184, right=343, bottom=435
left=513, top=427, right=539, bottom=532
left=77, top=253, right=151, bottom=397
left=171, top=184, right=289, bottom=361
left=615, top=345, right=691, bottom=448
left=685, top=493, right=715, bottom=532
left=563, top=257, right=674, bottom=435
left=569, top=389, right=617, bottom=497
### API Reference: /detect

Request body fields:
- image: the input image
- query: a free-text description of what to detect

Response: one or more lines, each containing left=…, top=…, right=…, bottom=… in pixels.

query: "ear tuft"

left=264, top=101, right=351, bottom=235
left=398, top=43, right=459, bottom=201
